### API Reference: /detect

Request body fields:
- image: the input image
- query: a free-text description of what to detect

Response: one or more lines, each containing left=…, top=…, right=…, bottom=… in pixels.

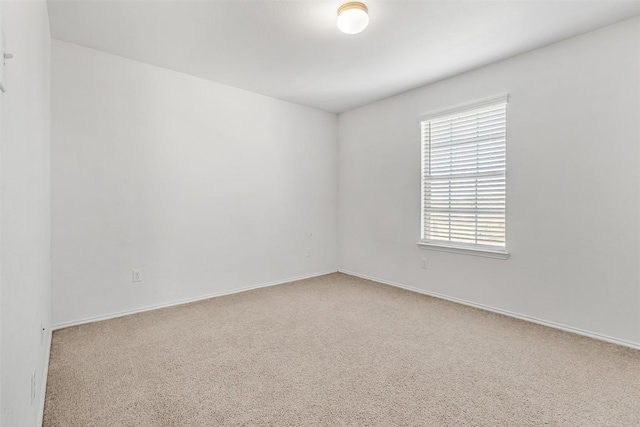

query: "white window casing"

left=418, top=95, right=509, bottom=259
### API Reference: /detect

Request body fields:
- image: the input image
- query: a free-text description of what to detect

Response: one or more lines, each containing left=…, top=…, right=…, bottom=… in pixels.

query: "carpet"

left=43, top=273, right=640, bottom=426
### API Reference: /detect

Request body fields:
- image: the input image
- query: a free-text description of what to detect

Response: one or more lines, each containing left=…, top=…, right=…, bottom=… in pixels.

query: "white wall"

left=338, top=17, right=640, bottom=347
left=0, top=1, right=52, bottom=426
left=51, top=41, right=338, bottom=327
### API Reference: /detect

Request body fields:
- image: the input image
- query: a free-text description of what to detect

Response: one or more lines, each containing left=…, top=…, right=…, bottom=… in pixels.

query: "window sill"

left=417, top=241, right=510, bottom=259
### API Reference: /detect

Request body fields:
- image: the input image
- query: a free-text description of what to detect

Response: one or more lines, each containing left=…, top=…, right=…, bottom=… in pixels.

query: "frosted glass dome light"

left=337, top=2, right=369, bottom=35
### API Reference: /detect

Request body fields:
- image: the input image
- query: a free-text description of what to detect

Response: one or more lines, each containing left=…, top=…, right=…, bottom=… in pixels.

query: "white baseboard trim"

left=52, top=270, right=338, bottom=331
left=37, top=329, right=52, bottom=427
left=339, top=269, right=640, bottom=351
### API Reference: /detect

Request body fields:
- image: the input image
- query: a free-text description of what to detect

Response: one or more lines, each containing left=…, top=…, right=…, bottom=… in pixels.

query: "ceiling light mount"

left=337, top=2, right=369, bottom=35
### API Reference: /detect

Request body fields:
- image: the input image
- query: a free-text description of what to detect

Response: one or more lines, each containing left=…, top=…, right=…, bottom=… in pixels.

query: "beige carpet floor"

left=44, top=273, right=640, bottom=426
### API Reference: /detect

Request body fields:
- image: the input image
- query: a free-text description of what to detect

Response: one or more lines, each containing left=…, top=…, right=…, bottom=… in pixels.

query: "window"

left=419, top=96, right=508, bottom=258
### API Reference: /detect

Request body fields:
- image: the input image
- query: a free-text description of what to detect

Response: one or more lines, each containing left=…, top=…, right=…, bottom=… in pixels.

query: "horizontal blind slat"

left=430, top=123, right=506, bottom=139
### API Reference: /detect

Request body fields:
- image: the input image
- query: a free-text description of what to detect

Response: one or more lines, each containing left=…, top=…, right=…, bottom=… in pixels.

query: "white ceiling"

left=48, top=1, right=640, bottom=113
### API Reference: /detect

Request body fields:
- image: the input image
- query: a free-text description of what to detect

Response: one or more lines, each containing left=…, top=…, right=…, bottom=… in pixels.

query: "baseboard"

left=52, top=268, right=640, bottom=349
left=338, top=269, right=640, bottom=351
left=37, top=329, right=52, bottom=427
left=52, top=269, right=338, bottom=331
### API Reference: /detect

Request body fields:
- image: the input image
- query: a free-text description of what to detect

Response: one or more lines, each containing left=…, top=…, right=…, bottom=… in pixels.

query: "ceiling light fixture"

left=337, top=2, right=369, bottom=35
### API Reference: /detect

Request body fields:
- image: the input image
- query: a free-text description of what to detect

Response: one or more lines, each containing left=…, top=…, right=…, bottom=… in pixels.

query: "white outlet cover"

left=132, top=269, right=143, bottom=282
left=31, top=369, right=36, bottom=405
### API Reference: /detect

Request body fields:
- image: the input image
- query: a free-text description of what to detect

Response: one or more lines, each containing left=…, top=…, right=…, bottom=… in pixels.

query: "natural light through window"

left=419, top=96, right=508, bottom=256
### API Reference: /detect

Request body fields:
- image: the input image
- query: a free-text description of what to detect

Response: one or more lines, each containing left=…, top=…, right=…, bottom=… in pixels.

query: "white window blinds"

left=420, top=97, right=507, bottom=251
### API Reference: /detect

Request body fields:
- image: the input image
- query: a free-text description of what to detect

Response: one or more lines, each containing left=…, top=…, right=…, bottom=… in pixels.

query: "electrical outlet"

left=421, top=258, right=428, bottom=269
left=132, top=269, right=143, bottom=282
left=40, top=322, right=44, bottom=346
left=306, top=248, right=312, bottom=257
left=30, top=369, right=36, bottom=405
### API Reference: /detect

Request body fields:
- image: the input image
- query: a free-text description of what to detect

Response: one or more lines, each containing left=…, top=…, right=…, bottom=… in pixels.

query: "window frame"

left=417, top=95, right=510, bottom=259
